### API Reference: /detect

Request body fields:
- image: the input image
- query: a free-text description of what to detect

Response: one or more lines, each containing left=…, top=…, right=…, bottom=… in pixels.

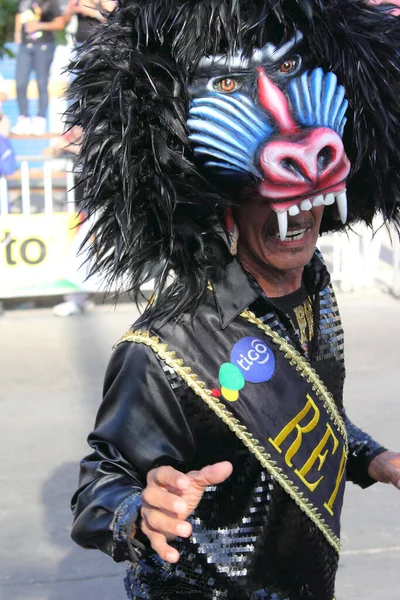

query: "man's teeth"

left=273, top=227, right=308, bottom=240
left=273, top=191, right=348, bottom=241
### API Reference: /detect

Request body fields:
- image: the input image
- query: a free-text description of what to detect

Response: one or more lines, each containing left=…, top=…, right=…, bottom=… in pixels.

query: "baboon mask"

left=69, top=0, right=400, bottom=318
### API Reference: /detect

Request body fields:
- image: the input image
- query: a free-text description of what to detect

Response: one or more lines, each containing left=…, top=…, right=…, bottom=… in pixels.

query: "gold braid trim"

left=115, top=329, right=341, bottom=555
left=240, top=310, right=348, bottom=446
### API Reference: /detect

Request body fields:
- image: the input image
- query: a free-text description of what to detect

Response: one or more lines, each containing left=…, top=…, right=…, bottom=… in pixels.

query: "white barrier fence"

left=1, top=156, right=76, bottom=216
left=0, top=155, right=85, bottom=299
left=1, top=156, right=399, bottom=298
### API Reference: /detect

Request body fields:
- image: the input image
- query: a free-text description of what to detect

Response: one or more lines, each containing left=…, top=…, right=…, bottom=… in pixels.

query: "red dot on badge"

left=211, top=388, right=221, bottom=397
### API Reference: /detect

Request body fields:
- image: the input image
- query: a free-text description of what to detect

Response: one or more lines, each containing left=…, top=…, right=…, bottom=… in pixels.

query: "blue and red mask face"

left=188, top=31, right=351, bottom=239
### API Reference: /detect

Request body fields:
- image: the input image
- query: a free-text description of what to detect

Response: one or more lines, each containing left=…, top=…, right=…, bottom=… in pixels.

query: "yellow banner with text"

left=0, top=213, right=89, bottom=298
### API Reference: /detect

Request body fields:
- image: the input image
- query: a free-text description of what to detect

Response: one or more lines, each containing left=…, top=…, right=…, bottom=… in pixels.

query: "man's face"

left=234, top=191, right=325, bottom=275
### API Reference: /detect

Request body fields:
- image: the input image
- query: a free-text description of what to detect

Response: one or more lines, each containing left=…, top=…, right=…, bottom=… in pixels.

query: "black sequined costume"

left=71, top=251, right=385, bottom=600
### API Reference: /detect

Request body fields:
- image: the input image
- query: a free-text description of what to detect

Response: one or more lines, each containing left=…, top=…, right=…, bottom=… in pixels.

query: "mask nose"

left=259, top=128, right=349, bottom=186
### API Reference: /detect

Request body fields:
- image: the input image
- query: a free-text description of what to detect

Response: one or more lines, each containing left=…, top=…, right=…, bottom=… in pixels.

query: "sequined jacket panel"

left=71, top=252, right=385, bottom=600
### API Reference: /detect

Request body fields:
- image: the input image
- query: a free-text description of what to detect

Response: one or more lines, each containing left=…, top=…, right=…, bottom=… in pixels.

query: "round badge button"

left=230, top=336, right=275, bottom=383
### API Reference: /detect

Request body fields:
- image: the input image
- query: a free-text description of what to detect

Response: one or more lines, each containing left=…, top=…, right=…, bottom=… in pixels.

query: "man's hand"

left=368, top=451, right=400, bottom=488
left=140, top=461, right=233, bottom=563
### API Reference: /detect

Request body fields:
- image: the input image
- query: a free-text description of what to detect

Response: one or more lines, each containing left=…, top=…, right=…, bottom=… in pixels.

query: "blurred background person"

left=0, top=73, right=17, bottom=179
left=41, top=124, right=90, bottom=317
left=0, top=73, right=11, bottom=138
left=12, top=0, right=66, bottom=136
left=49, top=0, right=116, bottom=317
left=42, top=124, right=82, bottom=159
left=62, top=0, right=116, bottom=47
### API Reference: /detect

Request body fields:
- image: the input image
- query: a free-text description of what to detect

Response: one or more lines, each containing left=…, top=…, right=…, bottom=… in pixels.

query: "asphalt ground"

left=0, top=290, right=399, bottom=600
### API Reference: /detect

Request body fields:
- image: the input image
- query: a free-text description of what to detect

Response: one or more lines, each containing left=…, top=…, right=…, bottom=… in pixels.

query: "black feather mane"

left=67, top=0, right=400, bottom=322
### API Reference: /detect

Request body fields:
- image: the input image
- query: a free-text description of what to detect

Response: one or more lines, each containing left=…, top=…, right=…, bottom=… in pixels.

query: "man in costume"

left=69, top=1, right=400, bottom=598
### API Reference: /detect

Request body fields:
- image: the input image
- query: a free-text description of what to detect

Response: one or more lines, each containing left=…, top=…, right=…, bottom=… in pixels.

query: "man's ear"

left=224, top=207, right=239, bottom=256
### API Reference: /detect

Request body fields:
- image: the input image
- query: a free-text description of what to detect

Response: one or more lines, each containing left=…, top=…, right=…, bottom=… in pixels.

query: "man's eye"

left=278, top=57, right=299, bottom=74
left=213, top=77, right=241, bottom=93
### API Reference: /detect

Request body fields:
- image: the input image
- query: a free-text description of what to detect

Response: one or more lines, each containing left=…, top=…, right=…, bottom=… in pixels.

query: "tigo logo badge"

left=230, top=336, right=275, bottom=383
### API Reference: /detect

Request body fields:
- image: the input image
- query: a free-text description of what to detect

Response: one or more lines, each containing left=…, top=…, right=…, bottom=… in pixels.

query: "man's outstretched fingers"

left=141, top=526, right=180, bottom=563
left=142, top=484, right=188, bottom=516
left=188, top=461, right=233, bottom=488
left=147, top=465, right=191, bottom=491
left=142, top=504, right=192, bottom=538
left=140, top=462, right=232, bottom=563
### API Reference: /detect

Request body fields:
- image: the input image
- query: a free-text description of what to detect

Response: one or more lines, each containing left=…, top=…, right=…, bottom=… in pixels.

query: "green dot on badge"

left=219, top=362, right=245, bottom=391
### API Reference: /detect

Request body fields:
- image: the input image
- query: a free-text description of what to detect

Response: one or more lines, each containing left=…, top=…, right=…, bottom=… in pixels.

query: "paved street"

left=1, top=290, right=399, bottom=600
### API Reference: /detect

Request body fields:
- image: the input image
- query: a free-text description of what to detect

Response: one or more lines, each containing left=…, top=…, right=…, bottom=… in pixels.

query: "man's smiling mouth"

left=271, top=227, right=309, bottom=241
left=269, top=190, right=347, bottom=241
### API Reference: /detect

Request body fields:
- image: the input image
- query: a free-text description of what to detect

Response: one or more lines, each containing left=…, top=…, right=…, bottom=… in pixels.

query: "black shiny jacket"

left=71, top=252, right=385, bottom=600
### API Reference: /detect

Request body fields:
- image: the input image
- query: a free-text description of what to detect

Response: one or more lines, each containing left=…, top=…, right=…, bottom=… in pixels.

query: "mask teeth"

left=335, top=190, right=347, bottom=224
left=288, top=204, right=300, bottom=216
left=312, top=195, right=325, bottom=207
left=324, top=193, right=335, bottom=206
left=275, top=209, right=288, bottom=241
left=300, top=199, right=312, bottom=211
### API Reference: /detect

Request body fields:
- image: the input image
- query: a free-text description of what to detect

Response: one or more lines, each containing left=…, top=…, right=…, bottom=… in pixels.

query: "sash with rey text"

left=116, top=305, right=348, bottom=555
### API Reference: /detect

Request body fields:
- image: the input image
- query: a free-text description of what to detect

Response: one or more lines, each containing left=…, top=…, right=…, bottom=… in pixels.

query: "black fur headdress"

left=68, top=0, right=400, bottom=320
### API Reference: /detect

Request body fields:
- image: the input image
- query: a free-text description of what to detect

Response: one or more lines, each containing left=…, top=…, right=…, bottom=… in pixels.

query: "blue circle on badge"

left=230, top=336, right=275, bottom=383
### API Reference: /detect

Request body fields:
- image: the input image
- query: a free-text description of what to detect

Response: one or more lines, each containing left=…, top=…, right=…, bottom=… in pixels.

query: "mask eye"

left=278, top=57, right=299, bottom=74
left=213, top=77, right=241, bottom=93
